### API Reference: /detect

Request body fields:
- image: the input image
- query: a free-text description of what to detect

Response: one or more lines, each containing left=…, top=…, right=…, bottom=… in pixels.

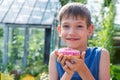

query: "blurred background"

left=0, top=0, right=120, bottom=80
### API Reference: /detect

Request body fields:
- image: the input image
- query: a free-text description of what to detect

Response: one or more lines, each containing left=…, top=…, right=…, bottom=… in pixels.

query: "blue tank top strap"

left=56, top=47, right=102, bottom=80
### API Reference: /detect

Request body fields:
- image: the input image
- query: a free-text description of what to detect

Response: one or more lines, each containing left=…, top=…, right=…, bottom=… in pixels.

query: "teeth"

left=67, top=38, right=78, bottom=40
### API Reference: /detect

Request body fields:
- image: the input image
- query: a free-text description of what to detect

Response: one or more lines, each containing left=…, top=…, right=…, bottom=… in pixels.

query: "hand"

left=65, top=51, right=86, bottom=72
left=54, top=49, right=68, bottom=66
left=55, top=50, right=74, bottom=75
left=57, top=54, right=67, bottom=67
left=55, top=50, right=86, bottom=75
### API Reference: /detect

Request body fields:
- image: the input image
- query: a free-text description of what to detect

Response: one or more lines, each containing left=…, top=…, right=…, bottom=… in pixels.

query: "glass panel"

left=8, top=27, right=25, bottom=68
left=28, top=9, right=43, bottom=24
left=36, top=1, right=46, bottom=12
left=3, top=10, right=15, bottom=23
left=0, top=0, right=61, bottom=25
left=0, top=0, right=14, bottom=21
left=38, top=0, right=48, bottom=2
left=28, top=28, right=45, bottom=66
left=3, top=0, right=24, bottom=23
left=0, top=27, right=4, bottom=63
left=16, top=0, right=36, bottom=24
left=40, top=0, right=61, bottom=25
left=28, top=1, right=45, bottom=24
left=0, top=7, right=7, bottom=21
left=41, top=12, right=54, bottom=25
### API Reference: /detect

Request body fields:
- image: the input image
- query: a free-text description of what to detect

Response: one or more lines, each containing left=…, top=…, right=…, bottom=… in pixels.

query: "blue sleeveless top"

left=56, top=47, right=102, bottom=80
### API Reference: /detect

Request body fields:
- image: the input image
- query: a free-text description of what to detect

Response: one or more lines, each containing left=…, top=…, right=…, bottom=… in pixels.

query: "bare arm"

left=77, top=63, right=95, bottom=80
left=49, top=51, right=58, bottom=80
left=60, top=71, right=73, bottom=80
left=76, top=48, right=110, bottom=80
left=57, top=54, right=74, bottom=80
left=65, top=52, right=95, bottom=80
left=99, top=48, right=110, bottom=80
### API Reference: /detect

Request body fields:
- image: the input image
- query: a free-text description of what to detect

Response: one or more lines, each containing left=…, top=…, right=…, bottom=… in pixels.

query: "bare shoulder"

left=99, top=48, right=110, bottom=66
left=101, top=48, right=109, bottom=53
left=99, top=48, right=110, bottom=79
left=101, top=48, right=110, bottom=58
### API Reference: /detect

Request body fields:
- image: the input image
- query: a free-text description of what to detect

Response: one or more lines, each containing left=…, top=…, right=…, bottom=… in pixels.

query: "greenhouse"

left=0, top=0, right=120, bottom=79
left=0, top=0, right=61, bottom=68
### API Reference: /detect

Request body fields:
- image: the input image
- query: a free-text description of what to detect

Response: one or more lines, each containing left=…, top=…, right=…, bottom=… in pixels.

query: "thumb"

left=80, top=51, right=86, bottom=60
left=54, top=49, right=59, bottom=57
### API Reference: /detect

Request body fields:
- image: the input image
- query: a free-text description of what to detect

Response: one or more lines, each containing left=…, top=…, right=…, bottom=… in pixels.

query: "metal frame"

left=2, top=23, right=52, bottom=67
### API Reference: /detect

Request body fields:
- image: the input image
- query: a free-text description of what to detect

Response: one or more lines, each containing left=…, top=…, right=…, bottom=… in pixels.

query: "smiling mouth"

left=66, top=38, right=79, bottom=40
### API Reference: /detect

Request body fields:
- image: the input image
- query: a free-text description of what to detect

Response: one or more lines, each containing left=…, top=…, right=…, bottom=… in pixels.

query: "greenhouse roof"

left=0, top=0, right=61, bottom=25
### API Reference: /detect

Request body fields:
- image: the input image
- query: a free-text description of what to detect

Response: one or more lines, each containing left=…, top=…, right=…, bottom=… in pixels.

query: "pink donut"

left=57, top=48, right=80, bottom=60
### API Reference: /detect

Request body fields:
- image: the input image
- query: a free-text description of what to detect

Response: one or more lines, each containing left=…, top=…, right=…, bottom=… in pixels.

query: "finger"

left=65, top=61, right=73, bottom=68
left=63, top=65, right=68, bottom=70
left=61, top=55, right=67, bottom=66
left=81, top=51, right=86, bottom=60
left=63, top=65, right=74, bottom=75
left=54, top=49, right=59, bottom=57
left=57, top=54, right=64, bottom=63
left=63, top=65, right=71, bottom=74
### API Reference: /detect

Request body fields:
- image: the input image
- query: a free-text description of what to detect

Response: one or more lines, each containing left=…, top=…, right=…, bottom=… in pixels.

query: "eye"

left=62, top=25, right=70, bottom=29
left=77, top=25, right=83, bottom=28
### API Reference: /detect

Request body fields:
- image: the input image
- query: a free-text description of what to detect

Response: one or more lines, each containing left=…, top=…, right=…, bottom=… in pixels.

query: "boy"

left=49, top=2, right=110, bottom=80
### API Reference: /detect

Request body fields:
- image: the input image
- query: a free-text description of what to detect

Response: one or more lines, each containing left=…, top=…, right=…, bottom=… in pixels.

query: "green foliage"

left=0, top=28, right=3, bottom=37
left=88, top=0, right=115, bottom=62
left=0, top=60, right=48, bottom=80
left=0, top=71, right=15, bottom=80
left=104, top=0, right=112, bottom=7
left=0, top=62, right=13, bottom=72
left=60, top=0, right=68, bottom=6
left=71, top=0, right=86, bottom=3
left=0, top=28, right=47, bottom=79
left=110, top=64, right=120, bottom=80
left=0, top=28, right=3, bottom=64
left=8, top=28, right=24, bottom=63
left=27, top=29, right=44, bottom=65
left=100, top=2, right=115, bottom=62
left=22, top=60, right=48, bottom=77
left=40, top=72, right=48, bottom=80
left=6, top=28, right=45, bottom=67
left=88, top=1, right=119, bottom=79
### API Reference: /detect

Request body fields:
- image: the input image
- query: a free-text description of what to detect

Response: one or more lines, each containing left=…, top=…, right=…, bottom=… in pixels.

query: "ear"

left=57, top=25, right=61, bottom=37
left=87, top=24, right=94, bottom=37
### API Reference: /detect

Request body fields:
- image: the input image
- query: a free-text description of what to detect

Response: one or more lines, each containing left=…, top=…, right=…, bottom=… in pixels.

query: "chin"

left=67, top=46, right=79, bottom=50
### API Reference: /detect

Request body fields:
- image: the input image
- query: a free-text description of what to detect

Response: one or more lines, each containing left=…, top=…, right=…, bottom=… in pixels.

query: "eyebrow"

left=61, top=21, right=85, bottom=25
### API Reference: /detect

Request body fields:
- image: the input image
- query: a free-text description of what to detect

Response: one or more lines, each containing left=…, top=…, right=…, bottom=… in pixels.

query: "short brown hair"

left=58, top=2, right=92, bottom=27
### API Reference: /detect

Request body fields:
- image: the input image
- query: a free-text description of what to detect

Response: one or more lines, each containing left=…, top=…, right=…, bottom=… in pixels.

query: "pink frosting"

left=58, top=48, right=80, bottom=56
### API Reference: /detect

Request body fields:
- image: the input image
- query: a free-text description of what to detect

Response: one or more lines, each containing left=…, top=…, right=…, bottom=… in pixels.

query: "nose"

left=68, top=28, right=76, bottom=35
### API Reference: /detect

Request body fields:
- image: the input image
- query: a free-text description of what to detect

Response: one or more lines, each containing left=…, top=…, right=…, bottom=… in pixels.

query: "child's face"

left=57, top=16, right=94, bottom=50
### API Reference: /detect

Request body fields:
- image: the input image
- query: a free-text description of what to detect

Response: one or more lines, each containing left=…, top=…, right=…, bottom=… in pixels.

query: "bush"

left=110, top=64, right=120, bottom=80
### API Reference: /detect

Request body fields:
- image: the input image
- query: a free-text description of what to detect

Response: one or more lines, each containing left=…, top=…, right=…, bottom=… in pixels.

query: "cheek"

left=58, top=30, right=66, bottom=37
left=78, top=30, right=86, bottom=35
left=61, top=30, right=67, bottom=36
left=79, top=31, right=88, bottom=39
